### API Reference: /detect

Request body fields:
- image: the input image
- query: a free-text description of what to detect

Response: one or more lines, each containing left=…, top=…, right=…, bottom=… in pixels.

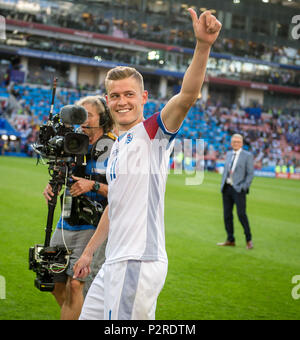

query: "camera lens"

left=66, top=138, right=80, bottom=153
left=64, top=132, right=89, bottom=155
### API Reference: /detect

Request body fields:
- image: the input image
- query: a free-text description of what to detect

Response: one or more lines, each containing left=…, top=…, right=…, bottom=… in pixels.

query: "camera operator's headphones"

left=98, top=96, right=114, bottom=134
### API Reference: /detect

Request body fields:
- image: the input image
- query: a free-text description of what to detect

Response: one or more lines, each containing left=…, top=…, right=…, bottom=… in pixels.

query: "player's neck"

left=116, top=117, right=144, bottom=133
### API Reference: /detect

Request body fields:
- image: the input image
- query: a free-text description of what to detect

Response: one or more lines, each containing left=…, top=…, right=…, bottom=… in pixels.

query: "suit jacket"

left=221, top=149, right=254, bottom=193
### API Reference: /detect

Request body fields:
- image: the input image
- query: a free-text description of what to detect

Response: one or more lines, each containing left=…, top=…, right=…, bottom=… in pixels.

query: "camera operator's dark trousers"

left=222, top=184, right=252, bottom=242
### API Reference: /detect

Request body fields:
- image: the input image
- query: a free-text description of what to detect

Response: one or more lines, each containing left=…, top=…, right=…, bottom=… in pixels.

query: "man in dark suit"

left=218, top=134, right=254, bottom=249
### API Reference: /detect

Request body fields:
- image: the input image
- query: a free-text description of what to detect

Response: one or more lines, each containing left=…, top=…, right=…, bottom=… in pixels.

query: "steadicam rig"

left=29, top=78, right=90, bottom=292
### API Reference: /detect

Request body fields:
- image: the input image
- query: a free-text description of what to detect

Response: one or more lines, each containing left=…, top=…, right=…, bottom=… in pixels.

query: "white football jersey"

left=105, top=112, right=178, bottom=264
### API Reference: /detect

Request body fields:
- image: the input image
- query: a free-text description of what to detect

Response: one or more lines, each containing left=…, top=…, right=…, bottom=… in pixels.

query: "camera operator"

left=43, top=95, right=115, bottom=320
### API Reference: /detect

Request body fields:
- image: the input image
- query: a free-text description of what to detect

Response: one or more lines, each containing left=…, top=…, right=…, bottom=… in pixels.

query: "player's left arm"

left=161, top=9, right=222, bottom=132
left=73, top=205, right=110, bottom=279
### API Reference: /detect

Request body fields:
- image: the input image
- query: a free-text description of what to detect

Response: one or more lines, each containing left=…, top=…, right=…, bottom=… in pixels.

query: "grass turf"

left=0, top=156, right=299, bottom=320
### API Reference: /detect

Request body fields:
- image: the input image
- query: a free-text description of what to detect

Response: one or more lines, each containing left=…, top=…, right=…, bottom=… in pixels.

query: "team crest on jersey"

left=126, top=133, right=133, bottom=144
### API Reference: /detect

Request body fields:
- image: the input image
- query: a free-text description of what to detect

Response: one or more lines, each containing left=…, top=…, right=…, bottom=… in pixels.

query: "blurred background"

left=0, top=0, right=299, bottom=179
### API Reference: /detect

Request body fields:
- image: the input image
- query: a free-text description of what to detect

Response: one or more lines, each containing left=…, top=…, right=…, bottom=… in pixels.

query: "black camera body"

left=29, top=245, right=70, bottom=292
left=29, top=103, right=90, bottom=292
left=32, top=105, right=89, bottom=159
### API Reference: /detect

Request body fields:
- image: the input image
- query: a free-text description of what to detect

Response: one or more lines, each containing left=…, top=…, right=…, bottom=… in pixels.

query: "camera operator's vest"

left=63, top=132, right=116, bottom=227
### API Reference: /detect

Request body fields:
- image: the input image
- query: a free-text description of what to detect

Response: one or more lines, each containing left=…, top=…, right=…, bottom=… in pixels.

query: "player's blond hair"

left=105, top=66, right=144, bottom=93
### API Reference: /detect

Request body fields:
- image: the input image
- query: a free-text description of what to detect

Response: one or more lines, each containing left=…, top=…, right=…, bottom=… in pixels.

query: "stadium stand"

left=1, top=83, right=299, bottom=176
left=1, top=3, right=299, bottom=67
left=0, top=0, right=299, bottom=178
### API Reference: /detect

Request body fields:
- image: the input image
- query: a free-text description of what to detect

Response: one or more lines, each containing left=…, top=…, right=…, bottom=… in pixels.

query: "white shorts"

left=79, top=260, right=168, bottom=320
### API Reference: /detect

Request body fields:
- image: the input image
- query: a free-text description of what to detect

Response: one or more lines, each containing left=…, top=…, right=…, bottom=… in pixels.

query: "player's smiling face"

left=106, top=77, right=148, bottom=131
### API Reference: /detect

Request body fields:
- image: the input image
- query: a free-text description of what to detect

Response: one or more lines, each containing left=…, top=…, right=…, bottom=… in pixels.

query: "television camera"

left=29, top=78, right=90, bottom=292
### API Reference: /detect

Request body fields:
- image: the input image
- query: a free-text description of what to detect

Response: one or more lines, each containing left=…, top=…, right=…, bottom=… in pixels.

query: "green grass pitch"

left=0, top=156, right=299, bottom=320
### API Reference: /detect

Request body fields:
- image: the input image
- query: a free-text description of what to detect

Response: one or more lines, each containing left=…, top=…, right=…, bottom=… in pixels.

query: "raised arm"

left=161, top=9, right=222, bottom=132
left=73, top=205, right=110, bottom=279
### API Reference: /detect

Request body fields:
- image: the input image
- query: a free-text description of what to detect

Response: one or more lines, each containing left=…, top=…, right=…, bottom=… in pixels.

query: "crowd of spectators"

left=214, top=106, right=300, bottom=170
left=212, top=38, right=300, bottom=67
left=207, top=58, right=300, bottom=89
left=1, top=83, right=299, bottom=172
left=0, top=83, right=86, bottom=156
left=2, top=5, right=300, bottom=91
left=3, top=34, right=300, bottom=91
left=12, top=35, right=300, bottom=89
left=1, top=3, right=299, bottom=172
left=2, top=6, right=300, bottom=67
left=143, top=96, right=300, bottom=170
